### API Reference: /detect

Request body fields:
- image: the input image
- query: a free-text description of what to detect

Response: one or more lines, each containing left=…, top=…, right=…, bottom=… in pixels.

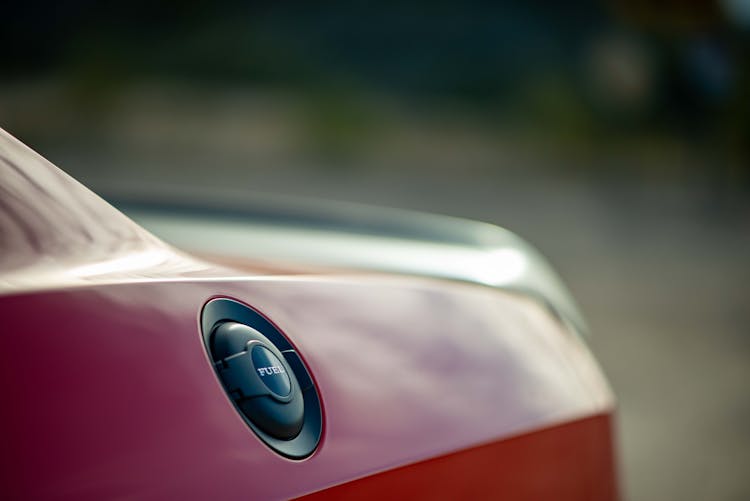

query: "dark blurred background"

left=2, top=1, right=749, bottom=499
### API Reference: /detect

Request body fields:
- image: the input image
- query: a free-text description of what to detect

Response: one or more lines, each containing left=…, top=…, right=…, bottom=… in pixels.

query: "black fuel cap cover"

left=201, top=298, right=322, bottom=459
left=212, top=322, right=304, bottom=440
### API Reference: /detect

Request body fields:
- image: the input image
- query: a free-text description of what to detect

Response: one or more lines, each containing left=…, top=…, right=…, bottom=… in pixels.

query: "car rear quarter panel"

left=0, top=276, right=615, bottom=499
left=0, top=128, right=617, bottom=499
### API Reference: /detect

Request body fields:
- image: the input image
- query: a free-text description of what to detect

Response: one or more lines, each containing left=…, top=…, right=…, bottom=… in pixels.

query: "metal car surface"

left=0, top=128, right=618, bottom=500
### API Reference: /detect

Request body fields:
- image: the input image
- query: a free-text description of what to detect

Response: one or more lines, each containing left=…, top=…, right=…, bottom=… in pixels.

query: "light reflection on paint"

left=469, top=248, right=527, bottom=286
left=65, top=249, right=176, bottom=278
left=131, top=217, right=528, bottom=289
left=128, top=213, right=587, bottom=333
left=0, top=128, right=214, bottom=294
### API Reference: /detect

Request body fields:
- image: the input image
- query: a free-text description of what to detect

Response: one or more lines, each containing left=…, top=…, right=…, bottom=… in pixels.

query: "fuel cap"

left=212, top=323, right=304, bottom=440
left=201, top=298, right=322, bottom=459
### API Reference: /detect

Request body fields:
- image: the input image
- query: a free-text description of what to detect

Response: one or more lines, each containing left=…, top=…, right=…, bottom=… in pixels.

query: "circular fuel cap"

left=202, top=298, right=322, bottom=459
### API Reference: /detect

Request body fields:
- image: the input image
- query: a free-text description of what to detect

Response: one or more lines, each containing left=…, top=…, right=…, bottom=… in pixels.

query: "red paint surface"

left=0, top=128, right=618, bottom=498
left=301, top=414, right=618, bottom=500
left=0, top=280, right=615, bottom=499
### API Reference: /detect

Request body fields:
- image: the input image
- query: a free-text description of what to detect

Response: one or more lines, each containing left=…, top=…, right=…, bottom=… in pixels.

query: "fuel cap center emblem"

left=251, top=345, right=291, bottom=397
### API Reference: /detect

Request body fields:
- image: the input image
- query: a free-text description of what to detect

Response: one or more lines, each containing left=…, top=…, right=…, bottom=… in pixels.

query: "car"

left=0, top=127, right=618, bottom=500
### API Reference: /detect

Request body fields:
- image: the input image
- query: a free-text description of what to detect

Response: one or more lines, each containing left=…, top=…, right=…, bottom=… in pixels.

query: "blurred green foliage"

left=1, top=1, right=748, bottom=194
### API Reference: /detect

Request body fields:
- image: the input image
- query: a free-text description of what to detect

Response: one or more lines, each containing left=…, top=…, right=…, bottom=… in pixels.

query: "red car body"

left=0, top=129, right=618, bottom=499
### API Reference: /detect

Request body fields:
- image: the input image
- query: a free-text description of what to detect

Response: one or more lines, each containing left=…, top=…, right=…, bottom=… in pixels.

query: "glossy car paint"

left=301, top=414, right=617, bottom=500
left=117, top=194, right=589, bottom=335
left=0, top=129, right=618, bottom=499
